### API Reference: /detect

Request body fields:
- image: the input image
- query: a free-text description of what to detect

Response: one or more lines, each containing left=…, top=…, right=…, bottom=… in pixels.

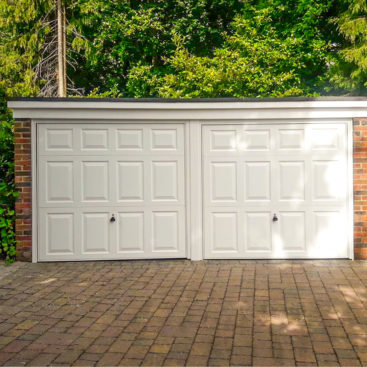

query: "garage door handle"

left=110, top=214, right=116, bottom=223
left=273, top=214, right=278, bottom=222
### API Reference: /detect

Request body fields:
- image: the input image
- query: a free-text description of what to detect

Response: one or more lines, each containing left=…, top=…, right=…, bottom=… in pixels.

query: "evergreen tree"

left=0, top=0, right=85, bottom=97
left=329, top=0, right=367, bottom=94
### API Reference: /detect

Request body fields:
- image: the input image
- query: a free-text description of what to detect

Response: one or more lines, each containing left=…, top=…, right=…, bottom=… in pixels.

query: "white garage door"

left=203, top=123, right=349, bottom=259
left=37, top=123, right=186, bottom=261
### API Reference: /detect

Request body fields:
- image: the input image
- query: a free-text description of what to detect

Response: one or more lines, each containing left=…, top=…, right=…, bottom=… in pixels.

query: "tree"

left=0, top=0, right=341, bottom=98
left=329, top=0, right=367, bottom=94
left=0, top=0, right=86, bottom=98
left=69, top=0, right=244, bottom=96
left=127, top=1, right=336, bottom=97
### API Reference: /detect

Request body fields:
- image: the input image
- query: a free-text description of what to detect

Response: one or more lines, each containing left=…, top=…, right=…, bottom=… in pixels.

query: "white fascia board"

left=8, top=100, right=367, bottom=120
left=8, top=100, right=367, bottom=109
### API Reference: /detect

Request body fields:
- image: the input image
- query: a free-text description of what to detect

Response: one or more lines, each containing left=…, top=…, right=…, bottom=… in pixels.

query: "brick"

left=109, top=340, right=132, bottom=353
left=15, top=320, right=38, bottom=330
left=190, top=342, right=211, bottom=356
left=354, top=118, right=367, bottom=258
left=230, top=354, right=252, bottom=365
left=142, top=353, right=166, bottom=366
left=27, top=353, right=58, bottom=366
left=160, top=326, right=197, bottom=338
left=2, top=340, right=30, bottom=353
left=14, top=119, right=32, bottom=262
left=294, top=348, right=316, bottom=363
left=125, top=345, right=149, bottom=359
left=163, top=358, right=186, bottom=366
left=54, top=350, right=82, bottom=364
left=149, top=344, right=171, bottom=354
left=313, top=342, right=334, bottom=354
left=207, top=358, right=230, bottom=366
left=97, top=352, right=122, bottom=366
left=186, top=355, right=208, bottom=366
left=0, top=353, right=14, bottom=365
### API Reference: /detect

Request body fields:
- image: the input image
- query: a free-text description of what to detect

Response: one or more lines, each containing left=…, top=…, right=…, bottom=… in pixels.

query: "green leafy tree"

left=128, top=1, right=336, bottom=97
left=69, top=0, right=244, bottom=95
left=329, top=0, right=367, bottom=94
left=0, top=0, right=342, bottom=98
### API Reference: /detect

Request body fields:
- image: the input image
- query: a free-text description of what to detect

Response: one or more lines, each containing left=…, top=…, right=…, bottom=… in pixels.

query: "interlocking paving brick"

left=0, top=260, right=367, bottom=366
left=53, top=350, right=82, bottom=365
left=96, top=352, right=122, bottom=366
left=149, top=344, right=171, bottom=354
left=2, top=340, right=30, bottom=353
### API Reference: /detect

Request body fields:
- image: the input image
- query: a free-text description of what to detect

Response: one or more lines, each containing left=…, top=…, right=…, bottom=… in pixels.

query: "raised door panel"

left=210, top=212, right=238, bottom=253
left=46, top=129, right=73, bottom=151
left=81, top=161, right=109, bottom=202
left=116, top=129, right=143, bottom=150
left=117, top=212, right=144, bottom=253
left=279, top=162, right=305, bottom=201
left=45, top=162, right=74, bottom=203
left=82, top=212, right=109, bottom=254
left=38, top=209, right=76, bottom=261
left=311, top=127, right=339, bottom=150
left=151, top=161, right=178, bottom=201
left=46, top=213, right=74, bottom=254
left=152, top=212, right=179, bottom=252
left=312, top=161, right=344, bottom=201
left=245, top=212, right=272, bottom=252
left=241, top=129, right=270, bottom=151
left=39, top=126, right=74, bottom=155
left=309, top=211, right=347, bottom=258
left=210, top=162, right=237, bottom=202
left=278, top=129, right=304, bottom=150
left=245, top=162, right=270, bottom=201
left=278, top=212, right=306, bottom=252
left=149, top=125, right=184, bottom=153
left=117, top=162, right=144, bottom=201
left=151, top=129, right=177, bottom=150
left=81, top=129, right=108, bottom=150
left=210, top=130, right=237, bottom=151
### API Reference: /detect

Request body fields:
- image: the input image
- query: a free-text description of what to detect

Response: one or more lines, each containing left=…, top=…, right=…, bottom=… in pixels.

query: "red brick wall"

left=354, top=118, right=367, bottom=259
left=14, top=120, right=32, bottom=261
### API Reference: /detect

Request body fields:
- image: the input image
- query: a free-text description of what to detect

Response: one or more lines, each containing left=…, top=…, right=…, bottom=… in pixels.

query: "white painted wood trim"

left=347, top=119, right=354, bottom=260
left=9, top=100, right=367, bottom=110
left=184, top=122, right=191, bottom=259
left=31, top=120, right=38, bottom=263
left=33, top=118, right=350, bottom=125
left=188, top=121, right=203, bottom=261
left=9, top=100, right=367, bottom=120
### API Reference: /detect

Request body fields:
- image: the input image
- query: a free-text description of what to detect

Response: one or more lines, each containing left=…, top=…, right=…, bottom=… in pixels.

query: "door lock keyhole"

left=273, top=214, right=278, bottom=222
left=110, top=214, right=116, bottom=223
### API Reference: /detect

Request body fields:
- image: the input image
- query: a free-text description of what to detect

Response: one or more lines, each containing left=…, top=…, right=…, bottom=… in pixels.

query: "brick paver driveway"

left=0, top=260, right=367, bottom=366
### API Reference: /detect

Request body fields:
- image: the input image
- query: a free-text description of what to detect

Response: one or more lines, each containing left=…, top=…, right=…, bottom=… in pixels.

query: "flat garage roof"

left=8, top=96, right=367, bottom=103
left=8, top=96, right=367, bottom=120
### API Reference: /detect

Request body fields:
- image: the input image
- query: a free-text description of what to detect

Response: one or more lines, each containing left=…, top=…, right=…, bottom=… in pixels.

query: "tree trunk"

left=57, top=0, right=66, bottom=97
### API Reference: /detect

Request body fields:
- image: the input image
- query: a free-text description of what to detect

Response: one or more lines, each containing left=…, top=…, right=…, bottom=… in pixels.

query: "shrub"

left=0, top=92, right=18, bottom=263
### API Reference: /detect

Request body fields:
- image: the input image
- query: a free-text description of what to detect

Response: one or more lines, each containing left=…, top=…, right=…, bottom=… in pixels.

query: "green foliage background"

left=0, top=92, right=17, bottom=263
left=0, top=0, right=365, bottom=262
